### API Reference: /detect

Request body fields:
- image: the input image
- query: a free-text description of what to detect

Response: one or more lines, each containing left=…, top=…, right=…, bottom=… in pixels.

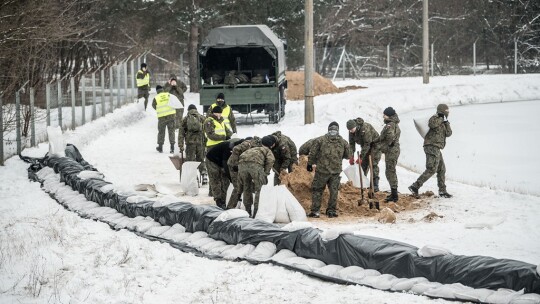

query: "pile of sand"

left=281, top=156, right=432, bottom=221
left=285, top=71, right=365, bottom=100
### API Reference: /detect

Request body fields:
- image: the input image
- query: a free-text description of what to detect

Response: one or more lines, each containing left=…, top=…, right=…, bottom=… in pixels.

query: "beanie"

left=169, top=74, right=177, bottom=81
left=383, top=107, right=396, bottom=117
left=187, top=104, right=196, bottom=111
left=141, top=63, right=147, bottom=69
left=155, top=85, right=163, bottom=92
left=346, top=119, right=357, bottom=130
left=261, top=135, right=276, bottom=148
left=437, top=104, right=449, bottom=113
left=328, top=121, right=339, bottom=131
left=216, top=93, right=225, bottom=100
left=211, top=106, right=223, bottom=114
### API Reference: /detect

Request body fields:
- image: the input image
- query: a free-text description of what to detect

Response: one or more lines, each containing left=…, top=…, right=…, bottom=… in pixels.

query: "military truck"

left=198, top=25, right=287, bottom=123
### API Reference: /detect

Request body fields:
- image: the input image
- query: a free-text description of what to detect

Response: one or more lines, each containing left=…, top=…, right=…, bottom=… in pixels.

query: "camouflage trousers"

left=137, top=89, right=149, bottom=109
left=412, top=145, right=446, bottom=192
left=206, top=158, right=229, bottom=203
left=311, top=171, right=341, bottom=213
left=383, top=146, right=400, bottom=189
left=238, top=162, right=268, bottom=217
left=226, top=167, right=240, bottom=209
left=185, top=141, right=206, bottom=174
left=157, top=115, right=175, bottom=146
left=175, top=108, right=184, bottom=129
left=361, top=149, right=382, bottom=181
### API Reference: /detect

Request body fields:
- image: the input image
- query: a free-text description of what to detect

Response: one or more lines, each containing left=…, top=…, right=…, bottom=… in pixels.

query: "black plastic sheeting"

left=23, top=146, right=540, bottom=295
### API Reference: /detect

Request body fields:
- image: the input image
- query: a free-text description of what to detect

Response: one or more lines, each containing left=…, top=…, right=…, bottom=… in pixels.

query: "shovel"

left=368, top=154, right=380, bottom=210
left=357, top=152, right=368, bottom=206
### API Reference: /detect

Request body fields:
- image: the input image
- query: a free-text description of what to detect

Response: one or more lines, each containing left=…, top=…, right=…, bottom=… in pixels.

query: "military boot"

left=439, top=191, right=453, bottom=198
left=170, top=144, right=174, bottom=154
left=373, top=177, right=380, bottom=193
left=408, top=185, right=419, bottom=197
left=156, top=145, right=163, bottom=153
left=216, top=199, right=226, bottom=209
left=307, top=211, right=320, bottom=218
left=385, top=188, right=398, bottom=202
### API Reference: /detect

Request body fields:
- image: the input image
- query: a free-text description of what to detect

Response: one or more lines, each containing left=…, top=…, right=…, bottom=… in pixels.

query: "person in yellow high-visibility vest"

left=136, top=63, right=150, bottom=110
left=152, top=85, right=176, bottom=153
left=207, top=93, right=237, bottom=133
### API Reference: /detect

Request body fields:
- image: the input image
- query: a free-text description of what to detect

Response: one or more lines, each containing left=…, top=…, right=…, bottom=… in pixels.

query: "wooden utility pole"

left=304, top=0, right=315, bottom=124
left=422, top=0, right=429, bottom=84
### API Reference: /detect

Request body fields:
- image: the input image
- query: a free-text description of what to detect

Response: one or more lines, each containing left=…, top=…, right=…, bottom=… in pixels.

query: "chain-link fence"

left=0, top=56, right=143, bottom=165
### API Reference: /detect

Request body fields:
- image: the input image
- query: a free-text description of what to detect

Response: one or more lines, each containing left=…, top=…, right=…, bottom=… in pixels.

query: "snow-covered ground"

left=1, top=74, right=540, bottom=303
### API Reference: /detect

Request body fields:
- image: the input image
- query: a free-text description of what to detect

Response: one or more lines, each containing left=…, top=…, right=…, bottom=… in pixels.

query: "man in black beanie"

left=307, top=121, right=351, bottom=218
left=379, top=106, right=401, bottom=202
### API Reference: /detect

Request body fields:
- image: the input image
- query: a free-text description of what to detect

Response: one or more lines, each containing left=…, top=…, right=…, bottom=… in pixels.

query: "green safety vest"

left=206, top=117, right=227, bottom=147
left=155, top=92, right=176, bottom=118
left=136, top=70, right=150, bottom=87
left=210, top=103, right=233, bottom=132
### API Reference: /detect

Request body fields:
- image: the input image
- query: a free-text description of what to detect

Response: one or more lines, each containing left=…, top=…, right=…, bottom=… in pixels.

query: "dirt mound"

left=281, top=156, right=430, bottom=221
left=285, top=71, right=364, bottom=100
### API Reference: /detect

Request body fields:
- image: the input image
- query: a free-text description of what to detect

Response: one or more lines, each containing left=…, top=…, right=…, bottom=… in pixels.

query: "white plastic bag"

left=180, top=161, right=201, bottom=196
left=343, top=164, right=361, bottom=188
left=246, top=242, right=277, bottom=261
left=255, top=185, right=277, bottom=223
left=214, top=209, right=250, bottom=222
left=273, top=186, right=290, bottom=223
left=417, top=245, right=452, bottom=257
left=414, top=116, right=431, bottom=139
left=47, top=126, right=66, bottom=157
left=168, top=94, right=184, bottom=109
left=281, top=221, right=314, bottom=232
left=279, top=185, right=307, bottom=222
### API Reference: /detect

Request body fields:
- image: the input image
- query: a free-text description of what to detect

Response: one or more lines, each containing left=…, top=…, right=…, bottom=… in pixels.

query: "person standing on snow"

left=136, top=63, right=150, bottom=110
left=237, top=136, right=275, bottom=218
left=227, top=136, right=261, bottom=209
left=207, top=93, right=237, bottom=134
left=163, top=74, right=187, bottom=129
left=346, top=117, right=382, bottom=192
left=178, top=104, right=207, bottom=182
left=409, top=104, right=453, bottom=198
left=378, top=107, right=401, bottom=202
left=269, top=131, right=298, bottom=186
left=307, top=122, right=351, bottom=218
left=152, top=85, right=176, bottom=153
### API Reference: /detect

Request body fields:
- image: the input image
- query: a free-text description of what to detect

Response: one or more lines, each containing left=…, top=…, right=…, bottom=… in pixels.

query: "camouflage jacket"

left=164, top=81, right=187, bottom=103
left=298, top=137, right=320, bottom=156
left=239, top=146, right=275, bottom=175
left=308, top=133, right=350, bottom=174
left=271, top=131, right=298, bottom=169
left=203, top=115, right=232, bottom=143
left=424, top=114, right=452, bottom=149
left=379, top=114, right=401, bottom=153
left=178, top=109, right=206, bottom=145
left=227, top=137, right=261, bottom=168
left=348, top=117, right=380, bottom=159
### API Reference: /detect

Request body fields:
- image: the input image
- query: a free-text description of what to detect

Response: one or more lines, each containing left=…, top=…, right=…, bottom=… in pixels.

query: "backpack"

left=186, top=113, right=202, bottom=132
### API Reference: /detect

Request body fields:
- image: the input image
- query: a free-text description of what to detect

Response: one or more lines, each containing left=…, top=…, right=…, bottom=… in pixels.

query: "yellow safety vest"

left=210, top=103, right=233, bottom=132
left=206, top=117, right=227, bottom=147
left=136, top=70, right=150, bottom=87
left=155, top=92, right=176, bottom=118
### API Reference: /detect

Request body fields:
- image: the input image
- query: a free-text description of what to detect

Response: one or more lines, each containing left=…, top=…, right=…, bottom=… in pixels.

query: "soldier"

left=178, top=104, right=207, bottom=181
left=152, top=85, right=176, bottom=153
left=298, top=137, right=320, bottom=156
left=409, top=104, right=453, bottom=198
left=346, top=117, right=382, bottom=192
left=206, top=138, right=244, bottom=208
left=163, top=74, right=187, bottom=129
left=136, top=63, right=150, bottom=110
left=307, top=122, right=351, bottom=218
left=269, top=131, right=298, bottom=185
left=207, top=93, right=237, bottom=133
left=227, top=136, right=261, bottom=209
left=237, top=136, right=275, bottom=218
left=378, top=107, right=401, bottom=202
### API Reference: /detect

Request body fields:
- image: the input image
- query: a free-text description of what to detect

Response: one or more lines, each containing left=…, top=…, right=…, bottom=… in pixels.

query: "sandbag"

left=214, top=209, right=250, bottom=222
left=255, top=185, right=277, bottom=223
left=180, top=161, right=201, bottom=196
left=279, top=185, right=307, bottom=222
left=274, top=187, right=290, bottom=224
left=417, top=245, right=452, bottom=257
left=343, top=164, right=361, bottom=188
left=414, top=116, right=431, bottom=139
left=281, top=221, right=314, bottom=232
left=246, top=242, right=277, bottom=261
left=47, top=126, right=66, bottom=157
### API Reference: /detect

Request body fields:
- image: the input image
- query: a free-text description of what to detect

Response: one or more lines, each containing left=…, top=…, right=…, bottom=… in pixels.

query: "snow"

left=1, top=74, right=540, bottom=303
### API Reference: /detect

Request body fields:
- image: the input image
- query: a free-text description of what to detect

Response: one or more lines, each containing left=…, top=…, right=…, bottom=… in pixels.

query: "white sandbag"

left=390, top=277, right=428, bottom=292
left=155, top=182, right=183, bottom=196
left=361, top=274, right=398, bottom=290
left=208, top=244, right=235, bottom=255
left=180, top=161, right=201, bottom=196
left=410, top=281, right=443, bottom=295
left=146, top=225, right=171, bottom=237
left=423, top=283, right=472, bottom=300
left=221, top=244, right=256, bottom=260
left=344, top=270, right=368, bottom=283
left=168, top=94, right=184, bottom=109
left=113, top=217, right=133, bottom=229
left=184, top=231, right=208, bottom=244
left=245, top=242, right=277, bottom=261
left=320, top=227, right=354, bottom=242
left=47, top=126, right=66, bottom=157
left=100, top=184, right=115, bottom=193
left=417, top=245, right=452, bottom=257
left=283, top=256, right=325, bottom=272
left=281, top=221, right=314, bottom=232
left=72, top=202, right=100, bottom=212
left=414, top=116, right=431, bottom=139
left=485, top=288, right=525, bottom=304
left=343, top=164, right=361, bottom=188
left=454, top=288, right=495, bottom=303
left=313, top=265, right=344, bottom=277
left=364, top=269, right=382, bottom=277
left=77, top=170, right=104, bottom=180
left=255, top=185, right=277, bottom=223
left=153, top=195, right=181, bottom=207
left=510, top=293, right=540, bottom=304
left=126, top=195, right=153, bottom=204
left=271, top=249, right=298, bottom=263
left=279, top=185, right=308, bottom=222
left=190, top=237, right=217, bottom=249
left=199, top=240, right=228, bottom=254
left=337, top=266, right=365, bottom=280
left=57, top=191, right=79, bottom=204
left=36, top=167, right=56, bottom=180
left=125, top=216, right=147, bottom=230
left=214, top=209, right=250, bottom=222
left=160, top=224, right=186, bottom=239
left=134, top=218, right=161, bottom=233
left=225, top=183, right=235, bottom=208
left=92, top=207, right=118, bottom=220
left=170, top=232, right=193, bottom=243
left=274, top=187, right=290, bottom=224
left=102, top=213, right=126, bottom=223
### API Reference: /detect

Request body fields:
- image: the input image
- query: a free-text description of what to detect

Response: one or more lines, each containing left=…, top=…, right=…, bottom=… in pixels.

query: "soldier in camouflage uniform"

left=163, top=74, right=188, bottom=129
left=298, top=137, right=320, bottom=156
left=307, top=122, right=351, bottom=218
left=270, top=131, right=298, bottom=185
left=152, top=85, right=176, bottom=153
left=378, top=107, right=401, bottom=202
left=346, top=117, right=382, bottom=192
left=237, top=136, right=275, bottom=218
left=409, top=104, right=453, bottom=198
left=227, top=136, right=261, bottom=209
left=178, top=104, right=206, bottom=176
left=206, top=138, right=244, bottom=208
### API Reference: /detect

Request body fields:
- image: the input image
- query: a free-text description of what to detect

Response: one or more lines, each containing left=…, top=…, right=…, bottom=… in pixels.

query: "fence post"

left=124, top=61, right=128, bottom=105
left=0, top=94, right=4, bottom=165
left=15, top=91, right=21, bottom=154
left=58, top=80, right=63, bottom=129
left=514, top=39, right=518, bottom=74
left=116, top=64, right=121, bottom=108
left=130, top=60, right=135, bottom=102
left=92, top=72, right=97, bottom=120
left=342, top=47, right=346, bottom=80
left=431, top=43, right=434, bottom=77
left=387, top=43, right=391, bottom=77
left=109, top=66, right=114, bottom=113
left=81, top=75, right=86, bottom=125
left=46, top=83, right=51, bottom=126
left=473, top=41, right=476, bottom=76
left=101, top=69, right=105, bottom=116
left=70, top=77, right=76, bottom=129
left=30, top=87, right=36, bottom=147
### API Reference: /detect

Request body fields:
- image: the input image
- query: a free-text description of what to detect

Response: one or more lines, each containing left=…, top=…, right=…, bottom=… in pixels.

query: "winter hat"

left=141, top=63, right=147, bottom=69
left=188, top=104, right=197, bottom=111
left=216, top=93, right=225, bottom=100
left=169, top=74, right=177, bottom=81
left=261, top=135, right=276, bottom=148
left=211, top=106, right=223, bottom=114
left=437, top=104, right=449, bottom=113
left=155, top=85, right=163, bottom=92
left=328, top=121, right=339, bottom=132
left=383, top=107, right=396, bottom=117
left=346, top=119, right=357, bottom=130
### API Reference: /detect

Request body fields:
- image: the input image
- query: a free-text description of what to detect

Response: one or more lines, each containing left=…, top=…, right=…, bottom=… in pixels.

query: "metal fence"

left=0, top=55, right=145, bottom=165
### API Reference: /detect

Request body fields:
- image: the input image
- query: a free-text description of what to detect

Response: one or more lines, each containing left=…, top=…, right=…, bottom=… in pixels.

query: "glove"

left=226, top=135, right=231, bottom=140
left=306, top=164, right=313, bottom=172
left=232, top=165, right=238, bottom=172
left=356, top=158, right=361, bottom=164
left=178, top=147, right=184, bottom=153
left=349, top=157, right=354, bottom=165
left=438, top=113, right=445, bottom=118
